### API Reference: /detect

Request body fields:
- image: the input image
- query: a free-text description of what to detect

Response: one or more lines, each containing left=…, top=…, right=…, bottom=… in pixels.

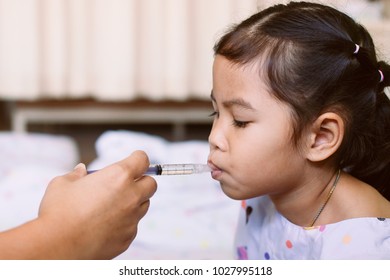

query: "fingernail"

left=74, top=163, right=86, bottom=170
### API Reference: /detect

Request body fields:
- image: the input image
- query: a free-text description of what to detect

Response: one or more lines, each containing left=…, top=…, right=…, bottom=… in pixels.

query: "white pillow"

left=0, top=132, right=79, bottom=171
left=89, top=130, right=168, bottom=169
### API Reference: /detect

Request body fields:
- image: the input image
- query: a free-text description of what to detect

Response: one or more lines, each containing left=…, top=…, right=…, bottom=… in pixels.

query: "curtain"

left=0, top=0, right=259, bottom=101
left=0, top=0, right=387, bottom=101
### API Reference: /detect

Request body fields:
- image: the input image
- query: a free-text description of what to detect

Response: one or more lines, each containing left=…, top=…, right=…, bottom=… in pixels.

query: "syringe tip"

left=194, top=164, right=212, bottom=173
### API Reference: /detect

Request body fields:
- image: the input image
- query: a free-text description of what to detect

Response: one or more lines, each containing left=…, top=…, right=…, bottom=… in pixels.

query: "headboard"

left=9, top=99, right=213, bottom=141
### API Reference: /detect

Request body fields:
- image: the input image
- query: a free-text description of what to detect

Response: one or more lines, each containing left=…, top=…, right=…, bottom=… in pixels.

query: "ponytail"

left=351, top=61, right=390, bottom=199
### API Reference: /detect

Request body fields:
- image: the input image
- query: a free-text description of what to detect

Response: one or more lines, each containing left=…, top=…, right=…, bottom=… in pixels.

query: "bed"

left=0, top=130, right=239, bottom=259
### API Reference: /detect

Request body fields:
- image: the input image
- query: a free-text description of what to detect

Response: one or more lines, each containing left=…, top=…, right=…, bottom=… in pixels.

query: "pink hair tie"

left=378, top=69, right=384, bottom=83
left=353, top=44, right=360, bottom=54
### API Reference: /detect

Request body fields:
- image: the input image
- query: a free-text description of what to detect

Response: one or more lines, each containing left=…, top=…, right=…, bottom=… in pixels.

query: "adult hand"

left=0, top=150, right=157, bottom=259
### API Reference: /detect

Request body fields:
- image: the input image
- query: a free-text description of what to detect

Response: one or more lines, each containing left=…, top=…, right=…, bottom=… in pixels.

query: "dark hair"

left=214, top=1, right=390, bottom=199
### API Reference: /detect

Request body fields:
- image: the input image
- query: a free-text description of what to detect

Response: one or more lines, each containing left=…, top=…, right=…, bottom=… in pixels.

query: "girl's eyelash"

left=209, top=111, right=218, bottom=117
left=210, top=111, right=249, bottom=128
left=232, top=120, right=249, bottom=128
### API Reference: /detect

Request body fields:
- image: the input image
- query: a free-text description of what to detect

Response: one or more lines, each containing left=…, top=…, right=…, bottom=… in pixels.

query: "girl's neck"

left=269, top=168, right=340, bottom=227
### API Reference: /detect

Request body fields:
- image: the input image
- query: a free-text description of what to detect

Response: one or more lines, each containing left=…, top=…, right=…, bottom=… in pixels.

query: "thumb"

left=70, top=163, right=87, bottom=178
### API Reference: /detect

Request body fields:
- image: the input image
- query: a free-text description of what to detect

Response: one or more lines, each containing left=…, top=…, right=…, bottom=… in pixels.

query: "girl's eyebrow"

left=223, top=98, right=255, bottom=111
left=210, top=91, right=255, bottom=111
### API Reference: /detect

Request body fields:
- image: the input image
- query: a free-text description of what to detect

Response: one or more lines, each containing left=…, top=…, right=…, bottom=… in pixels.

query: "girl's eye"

left=209, top=111, right=219, bottom=118
left=233, top=120, right=249, bottom=128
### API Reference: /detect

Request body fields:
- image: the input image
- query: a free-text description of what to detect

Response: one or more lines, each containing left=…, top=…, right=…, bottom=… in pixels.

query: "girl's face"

left=208, top=55, right=307, bottom=200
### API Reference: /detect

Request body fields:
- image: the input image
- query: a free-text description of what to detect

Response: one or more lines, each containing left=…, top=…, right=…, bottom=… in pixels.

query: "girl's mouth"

left=208, top=160, right=223, bottom=179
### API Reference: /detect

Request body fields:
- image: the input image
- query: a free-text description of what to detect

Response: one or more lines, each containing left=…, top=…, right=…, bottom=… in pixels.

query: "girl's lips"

left=208, top=161, right=223, bottom=179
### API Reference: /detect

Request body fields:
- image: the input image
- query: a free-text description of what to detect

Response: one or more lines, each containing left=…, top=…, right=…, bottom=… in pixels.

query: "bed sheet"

left=89, top=130, right=240, bottom=259
left=0, top=132, right=79, bottom=231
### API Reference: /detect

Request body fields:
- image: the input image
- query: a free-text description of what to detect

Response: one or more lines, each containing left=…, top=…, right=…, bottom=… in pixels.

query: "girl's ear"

left=305, top=112, right=344, bottom=162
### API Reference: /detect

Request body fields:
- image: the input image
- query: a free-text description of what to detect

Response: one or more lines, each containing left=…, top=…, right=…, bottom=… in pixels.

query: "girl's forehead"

left=213, top=56, right=269, bottom=96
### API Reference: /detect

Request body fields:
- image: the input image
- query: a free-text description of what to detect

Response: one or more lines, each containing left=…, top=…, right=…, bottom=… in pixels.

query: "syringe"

left=146, top=164, right=211, bottom=175
left=87, top=164, right=211, bottom=176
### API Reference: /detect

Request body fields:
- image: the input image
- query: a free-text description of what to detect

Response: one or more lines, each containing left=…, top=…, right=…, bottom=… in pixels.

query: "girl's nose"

left=208, top=121, right=228, bottom=152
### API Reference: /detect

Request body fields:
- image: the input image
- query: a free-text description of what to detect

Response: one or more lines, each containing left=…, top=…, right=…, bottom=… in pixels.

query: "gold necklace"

left=309, top=169, right=341, bottom=227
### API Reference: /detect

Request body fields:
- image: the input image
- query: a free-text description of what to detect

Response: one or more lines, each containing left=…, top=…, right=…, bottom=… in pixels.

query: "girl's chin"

left=219, top=183, right=248, bottom=200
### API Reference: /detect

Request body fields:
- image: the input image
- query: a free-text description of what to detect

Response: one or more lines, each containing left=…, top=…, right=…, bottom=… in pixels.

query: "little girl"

left=207, top=1, right=390, bottom=259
